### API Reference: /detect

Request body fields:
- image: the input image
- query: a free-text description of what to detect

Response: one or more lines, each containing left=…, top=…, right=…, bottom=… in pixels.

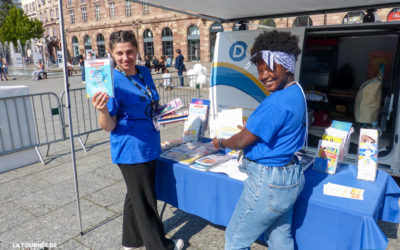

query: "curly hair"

left=250, top=30, right=301, bottom=64
left=109, top=30, right=138, bottom=51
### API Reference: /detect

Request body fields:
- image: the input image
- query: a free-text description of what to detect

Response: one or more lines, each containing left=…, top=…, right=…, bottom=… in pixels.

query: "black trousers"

left=118, top=161, right=174, bottom=250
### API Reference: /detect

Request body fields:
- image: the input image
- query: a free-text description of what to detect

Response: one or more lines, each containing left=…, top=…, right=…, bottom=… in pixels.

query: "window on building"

left=69, top=10, right=75, bottom=24
left=84, top=35, right=92, bottom=51
left=50, top=9, right=54, bottom=20
left=44, top=10, right=48, bottom=22
left=97, top=33, right=106, bottom=58
left=142, top=4, right=150, bottom=15
left=387, top=8, right=400, bottom=21
left=52, top=27, right=57, bottom=38
left=342, top=11, right=365, bottom=24
left=68, top=0, right=72, bottom=5
left=56, top=8, right=59, bottom=19
left=161, top=27, right=173, bottom=58
left=82, top=7, right=87, bottom=22
left=109, top=2, right=115, bottom=19
left=125, top=0, right=132, bottom=17
left=81, top=0, right=85, bottom=3
left=293, top=16, right=313, bottom=27
left=72, top=36, right=79, bottom=57
left=95, top=5, right=101, bottom=21
left=187, top=25, right=200, bottom=61
left=259, top=19, right=276, bottom=28
left=232, top=21, right=248, bottom=31
left=143, top=29, right=154, bottom=57
left=39, top=12, right=43, bottom=22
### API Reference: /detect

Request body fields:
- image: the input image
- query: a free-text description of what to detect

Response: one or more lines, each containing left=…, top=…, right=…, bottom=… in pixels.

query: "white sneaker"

left=173, top=239, right=184, bottom=250
left=123, top=246, right=142, bottom=250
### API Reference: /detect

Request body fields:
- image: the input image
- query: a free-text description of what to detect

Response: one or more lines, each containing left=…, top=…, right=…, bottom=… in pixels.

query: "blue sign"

left=229, top=41, right=247, bottom=62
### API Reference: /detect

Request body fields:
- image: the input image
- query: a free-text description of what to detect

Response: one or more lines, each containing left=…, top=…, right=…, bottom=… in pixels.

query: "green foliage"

left=0, top=2, right=14, bottom=27
left=0, top=7, right=44, bottom=47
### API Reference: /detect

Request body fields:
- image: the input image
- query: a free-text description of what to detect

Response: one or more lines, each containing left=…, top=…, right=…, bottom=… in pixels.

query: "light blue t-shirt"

left=244, top=84, right=306, bottom=166
left=107, top=66, right=161, bottom=164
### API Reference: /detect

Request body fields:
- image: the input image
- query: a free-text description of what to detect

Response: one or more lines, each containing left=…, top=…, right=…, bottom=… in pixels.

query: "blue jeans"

left=225, top=158, right=305, bottom=250
left=177, top=70, right=184, bottom=86
left=80, top=65, right=85, bottom=81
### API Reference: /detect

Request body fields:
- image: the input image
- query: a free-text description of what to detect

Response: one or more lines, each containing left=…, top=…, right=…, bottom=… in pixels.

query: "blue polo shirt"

left=107, top=66, right=161, bottom=164
left=244, top=84, right=306, bottom=166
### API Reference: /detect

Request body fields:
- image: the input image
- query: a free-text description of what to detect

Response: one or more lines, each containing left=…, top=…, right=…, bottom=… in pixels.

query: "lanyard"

left=119, top=66, right=154, bottom=103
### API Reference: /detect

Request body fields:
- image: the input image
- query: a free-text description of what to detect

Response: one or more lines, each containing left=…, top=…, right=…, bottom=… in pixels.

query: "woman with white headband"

left=212, top=30, right=306, bottom=250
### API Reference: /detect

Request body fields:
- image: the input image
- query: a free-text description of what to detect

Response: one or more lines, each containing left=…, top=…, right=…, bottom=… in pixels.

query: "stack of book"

left=313, top=120, right=353, bottom=174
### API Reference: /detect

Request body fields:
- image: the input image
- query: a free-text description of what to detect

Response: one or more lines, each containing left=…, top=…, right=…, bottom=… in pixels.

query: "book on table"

left=160, top=142, right=217, bottom=165
left=188, top=102, right=209, bottom=137
left=85, top=58, right=114, bottom=98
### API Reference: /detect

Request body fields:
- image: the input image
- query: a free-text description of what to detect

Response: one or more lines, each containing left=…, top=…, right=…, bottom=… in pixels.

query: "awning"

left=130, top=0, right=400, bottom=22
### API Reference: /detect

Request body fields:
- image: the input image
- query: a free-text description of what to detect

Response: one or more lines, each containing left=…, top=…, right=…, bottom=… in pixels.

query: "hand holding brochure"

left=214, top=108, right=243, bottom=139
left=85, top=58, right=114, bottom=98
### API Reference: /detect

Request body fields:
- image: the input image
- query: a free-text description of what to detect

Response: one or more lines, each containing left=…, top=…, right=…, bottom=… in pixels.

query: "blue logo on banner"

left=229, top=41, right=247, bottom=61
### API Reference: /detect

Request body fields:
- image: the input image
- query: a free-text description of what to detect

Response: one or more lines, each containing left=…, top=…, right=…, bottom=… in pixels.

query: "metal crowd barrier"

left=0, top=75, right=209, bottom=165
left=60, top=88, right=102, bottom=152
left=0, top=92, right=65, bottom=164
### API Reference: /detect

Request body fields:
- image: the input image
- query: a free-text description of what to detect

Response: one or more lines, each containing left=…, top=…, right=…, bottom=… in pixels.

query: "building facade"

left=22, top=1, right=400, bottom=63
left=22, top=0, right=60, bottom=63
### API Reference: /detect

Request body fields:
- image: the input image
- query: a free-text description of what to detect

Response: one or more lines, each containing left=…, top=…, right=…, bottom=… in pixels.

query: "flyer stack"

left=313, top=120, right=353, bottom=174
left=356, top=128, right=378, bottom=182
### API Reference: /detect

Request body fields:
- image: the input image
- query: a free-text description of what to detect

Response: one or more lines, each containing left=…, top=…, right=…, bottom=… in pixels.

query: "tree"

left=0, top=7, right=44, bottom=48
left=0, top=2, right=14, bottom=27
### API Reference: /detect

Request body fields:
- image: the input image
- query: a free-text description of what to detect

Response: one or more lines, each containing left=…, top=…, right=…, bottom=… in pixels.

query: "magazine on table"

left=213, top=108, right=243, bottom=139
left=313, top=140, right=341, bottom=174
left=357, top=128, right=378, bottom=182
left=160, top=142, right=217, bottom=165
left=194, top=153, right=235, bottom=167
left=85, top=58, right=114, bottom=98
left=188, top=102, right=209, bottom=137
left=208, top=159, right=248, bottom=181
left=157, top=98, right=184, bottom=117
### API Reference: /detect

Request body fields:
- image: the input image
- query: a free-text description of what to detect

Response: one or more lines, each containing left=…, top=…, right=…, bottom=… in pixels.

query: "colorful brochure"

left=357, top=128, right=378, bottom=182
left=85, top=58, right=114, bottom=98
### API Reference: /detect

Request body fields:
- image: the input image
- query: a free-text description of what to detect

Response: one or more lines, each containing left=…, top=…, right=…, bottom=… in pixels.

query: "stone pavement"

left=0, top=74, right=399, bottom=250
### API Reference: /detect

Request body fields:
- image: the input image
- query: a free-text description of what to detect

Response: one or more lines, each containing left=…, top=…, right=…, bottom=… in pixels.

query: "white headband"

left=245, top=50, right=296, bottom=74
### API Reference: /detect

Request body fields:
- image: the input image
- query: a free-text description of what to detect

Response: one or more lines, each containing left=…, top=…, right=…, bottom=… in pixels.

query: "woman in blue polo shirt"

left=92, top=30, right=183, bottom=250
left=212, top=30, right=307, bottom=250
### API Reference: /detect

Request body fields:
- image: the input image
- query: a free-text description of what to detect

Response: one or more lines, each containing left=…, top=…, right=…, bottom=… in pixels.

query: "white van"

left=135, top=0, right=400, bottom=175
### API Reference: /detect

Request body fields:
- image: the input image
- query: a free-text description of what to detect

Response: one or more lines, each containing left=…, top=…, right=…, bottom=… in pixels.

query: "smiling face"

left=256, top=60, right=293, bottom=92
left=111, top=42, right=138, bottom=75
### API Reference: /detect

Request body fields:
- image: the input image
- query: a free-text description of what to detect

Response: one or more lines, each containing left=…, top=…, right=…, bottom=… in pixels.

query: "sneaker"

left=173, top=239, right=184, bottom=250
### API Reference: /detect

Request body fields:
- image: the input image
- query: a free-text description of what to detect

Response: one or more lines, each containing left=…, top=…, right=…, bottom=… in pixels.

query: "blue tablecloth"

left=155, top=159, right=400, bottom=250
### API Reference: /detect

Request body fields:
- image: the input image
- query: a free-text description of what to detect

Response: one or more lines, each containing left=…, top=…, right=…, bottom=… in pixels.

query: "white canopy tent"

left=131, top=0, right=399, bottom=21
left=56, top=0, right=400, bottom=235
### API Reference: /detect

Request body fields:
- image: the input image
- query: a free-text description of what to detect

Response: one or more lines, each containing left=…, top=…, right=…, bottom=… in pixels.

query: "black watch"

left=218, top=139, right=225, bottom=149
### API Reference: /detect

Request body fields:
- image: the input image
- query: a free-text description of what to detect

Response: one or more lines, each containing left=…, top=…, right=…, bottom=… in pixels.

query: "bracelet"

left=218, top=139, right=225, bottom=149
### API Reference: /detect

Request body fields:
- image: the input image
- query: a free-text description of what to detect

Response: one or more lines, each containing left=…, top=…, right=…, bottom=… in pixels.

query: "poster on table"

left=209, top=28, right=305, bottom=137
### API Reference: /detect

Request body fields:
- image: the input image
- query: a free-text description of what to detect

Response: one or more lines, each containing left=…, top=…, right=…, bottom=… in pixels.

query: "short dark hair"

left=109, top=30, right=138, bottom=51
left=176, top=49, right=181, bottom=54
left=250, top=30, right=301, bottom=65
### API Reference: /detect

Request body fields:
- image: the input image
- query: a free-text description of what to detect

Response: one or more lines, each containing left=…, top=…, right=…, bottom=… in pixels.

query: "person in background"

left=175, top=49, right=184, bottom=86
left=79, top=49, right=85, bottom=83
left=144, top=55, right=151, bottom=72
left=67, top=59, right=76, bottom=76
left=0, top=57, right=8, bottom=81
left=91, top=30, right=184, bottom=250
left=87, top=51, right=94, bottom=60
left=212, top=30, right=306, bottom=250
left=159, top=56, right=166, bottom=74
left=32, top=60, right=45, bottom=80
left=162, top=68, right=172, bottom=90
left=2, top=57, right=8, bottom=77
left=166, top=55, right=172, bottom=67
left=152, top=56, right=160, bottom=73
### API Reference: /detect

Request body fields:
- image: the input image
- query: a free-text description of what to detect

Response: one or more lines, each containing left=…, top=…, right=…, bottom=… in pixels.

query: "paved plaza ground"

left=0, top=69, right=399, bottom=250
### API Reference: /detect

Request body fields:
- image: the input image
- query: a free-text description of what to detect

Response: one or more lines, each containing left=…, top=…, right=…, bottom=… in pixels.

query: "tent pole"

left=57, top=0, right=84, bottom=235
